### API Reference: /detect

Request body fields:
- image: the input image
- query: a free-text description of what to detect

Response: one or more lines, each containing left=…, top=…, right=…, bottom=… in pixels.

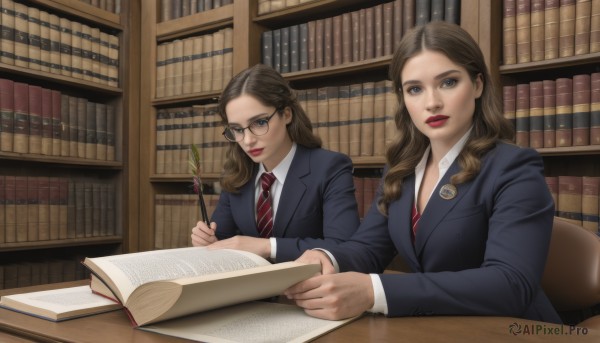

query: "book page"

left=140, top=301, right=357, bottom=343
left=0, top=286, right=121, bottom=321
left=85, top=247, right=270, bottom=303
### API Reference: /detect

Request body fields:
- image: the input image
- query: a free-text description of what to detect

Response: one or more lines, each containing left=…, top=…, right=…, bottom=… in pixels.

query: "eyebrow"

left=227, top=112, right=271, bottom=126
left=401, top=69, right=462, bottom=87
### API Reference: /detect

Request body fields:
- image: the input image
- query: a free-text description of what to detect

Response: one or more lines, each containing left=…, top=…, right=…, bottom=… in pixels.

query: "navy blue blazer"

left=212, top=145, right=361, bottom=262
left=328, top=142, right=561, bottom=323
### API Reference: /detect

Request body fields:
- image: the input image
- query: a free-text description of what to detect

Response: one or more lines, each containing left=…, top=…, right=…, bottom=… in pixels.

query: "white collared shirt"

left=255, top=143, right=297, bottom=260
left=369, top=128, right=472, bottom=315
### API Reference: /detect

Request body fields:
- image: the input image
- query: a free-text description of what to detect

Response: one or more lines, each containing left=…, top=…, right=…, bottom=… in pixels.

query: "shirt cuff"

left=312, top=248, right=340, bottom=273
left=270, top=237, right=277, bottom=260
left=368, top=274, right=388, bottom=315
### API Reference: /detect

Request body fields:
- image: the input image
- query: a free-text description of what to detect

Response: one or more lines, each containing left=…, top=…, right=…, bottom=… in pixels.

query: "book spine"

left=68, top=95, right=78, bottom=158
left=516, top=0, right=531, bottom=63
left=572, top=74, right=591, bottom=146
left=0, top=78, right=15, bottom=152
left=529, top=81, right=544, bottom=148
left=503, top=0, right=517, bottom=65
left=332, top=16, right=342, bottom=67
left=574, top=0, right=592, bottom=55
left=543, top=79, right=557, bottom=147
left=530, top=0, right=545, bottom=61
left=13, top=82, right=29, bottom=154
left=558, top=175, right=582, bottom=225
left=39, top=10, right=51, bottom=72
left=327, top=86, right=340, bottom=153
left=27, top=6, right=42, bottom=71
left=49, top=176, right=60, bottom=240
left=360, top=81, right=375, bottom=157
left=86, top=101, right=97, bottom=160
left=559, top=0, right=576, bottom=58
left=41, top=88, right=53, bottom=155
left=59, top=17, right=72, bottom=77
left=591, top=0, right=600, bottom=52
left=582, top=176, right=599, bottom=233
left=13, top=2, right=29, bottom=68
left=337, top=85, right=350, bottom=155
left=299, top=23, right=308, bottom=71
left=415, top=0, right=431, bottom=26
left=0, top=176, right=4, bottom=244
left=431, top=0, right=445, bottom=21
left=544, top=0, right=560, bottom=59
left=503, top=85, right=517, bottom=132
left=444, top=0, right=461, bottom=23
left=5, top=175, right=16, bottom=243
left=591, top=72, right=600, bottom=145
left=384, top=80, right=398, bottom=147
left=27, top=177, right=39, bottom=241
left=1, top=0, right=16, bottom=65
left=28, top=85, right=43, bottom=155
left=516, top=83, right=530, bottom=147
left=15, top=176, right=28, bottom=242
left=39, top=177, right=52, bottom=241
left=555, top=77, right=573, bottom=147
left=48, top=14, right=62, bottom=74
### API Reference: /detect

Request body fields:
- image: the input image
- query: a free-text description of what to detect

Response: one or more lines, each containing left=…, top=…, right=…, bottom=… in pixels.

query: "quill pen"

left=189, top=144, right=209, bottom=225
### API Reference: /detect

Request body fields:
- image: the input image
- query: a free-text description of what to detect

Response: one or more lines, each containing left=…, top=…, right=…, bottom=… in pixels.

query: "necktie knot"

left=260, top=172, right=276, bottom=194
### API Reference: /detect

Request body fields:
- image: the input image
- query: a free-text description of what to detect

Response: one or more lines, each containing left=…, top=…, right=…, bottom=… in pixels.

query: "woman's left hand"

left=207, top=235, right=271, bottom=259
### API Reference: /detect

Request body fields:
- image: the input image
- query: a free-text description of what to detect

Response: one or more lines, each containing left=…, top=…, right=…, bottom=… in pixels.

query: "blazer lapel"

left=414, top=160, right=473, bottom=255
left=237, top=168, right=260, bottom=236
left=273, top=147, right=309, bottom=237
left=388, top=175, right=422, bottom=271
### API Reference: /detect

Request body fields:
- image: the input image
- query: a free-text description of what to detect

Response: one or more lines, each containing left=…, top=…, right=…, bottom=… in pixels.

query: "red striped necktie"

left=411, top=203, right=421, bottom=244
left=257, top=172, right=276, bottom=238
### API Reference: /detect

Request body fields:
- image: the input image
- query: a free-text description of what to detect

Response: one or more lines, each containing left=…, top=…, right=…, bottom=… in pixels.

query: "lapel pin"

left=439, top=184, right=457, bottom=200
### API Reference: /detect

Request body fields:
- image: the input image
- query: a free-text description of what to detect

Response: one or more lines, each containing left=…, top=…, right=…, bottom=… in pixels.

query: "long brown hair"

left=218, top=64, right=321, bottom=192
left=379, top=21, right=514, bottom=215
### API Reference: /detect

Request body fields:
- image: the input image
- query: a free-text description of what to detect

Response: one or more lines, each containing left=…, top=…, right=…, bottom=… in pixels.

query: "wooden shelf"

left=499, top=52, right=600, bottom=74
left=150, top=174, right=220, bottom=183
left=352, top=156, right=386, bottom=167
left=156, top=4, right=234, bottom=42
left=0, top=236, right=122, bottom=252
left=282, top=55, right=393, bottom=82
left=0, top=63, right=122, bottom=96
left=30, top=0, right=122, bottom=29
left=536, top=145, right=600, bottom=157
left=254, top=0, right=375, bottom=26
left=152, top=91, right=221, bottom=107
left=0, top=152, right=123, bottom=169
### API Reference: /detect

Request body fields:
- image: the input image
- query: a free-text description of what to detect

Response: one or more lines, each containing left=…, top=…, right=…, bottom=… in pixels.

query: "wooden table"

left=1, top=281, right=598, bottom=342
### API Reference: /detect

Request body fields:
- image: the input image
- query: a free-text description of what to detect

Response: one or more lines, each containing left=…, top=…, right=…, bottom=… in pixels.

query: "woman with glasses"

left=191, top=64, right=360, bottom=262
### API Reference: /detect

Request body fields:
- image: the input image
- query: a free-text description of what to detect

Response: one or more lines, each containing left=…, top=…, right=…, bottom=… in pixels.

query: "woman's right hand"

left=191, top=221, right=217, bottom=246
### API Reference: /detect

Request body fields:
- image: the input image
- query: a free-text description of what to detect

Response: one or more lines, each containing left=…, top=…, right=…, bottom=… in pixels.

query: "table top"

left=1, top=281, right=599, bottom=343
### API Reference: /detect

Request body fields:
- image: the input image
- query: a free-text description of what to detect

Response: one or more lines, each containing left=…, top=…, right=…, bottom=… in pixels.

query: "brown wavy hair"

left=218, top=64, right=321, bottom=192
left=379, top=21, right=514, bottom=215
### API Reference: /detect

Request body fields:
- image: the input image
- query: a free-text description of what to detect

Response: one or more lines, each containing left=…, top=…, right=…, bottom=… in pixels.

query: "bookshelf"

left=0, top=0, right=140, bottom=289
left=137, top=0, right=475, bottom=250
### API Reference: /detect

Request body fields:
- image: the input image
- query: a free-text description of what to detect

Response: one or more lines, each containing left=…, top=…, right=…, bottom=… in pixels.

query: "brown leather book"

left=154, top=194, right=165, bottom=248
left=106, top=104, right=115, bottom=161
left=155, top=108, right=168, bottom=174
left=179, top=107, right=193, bottom=174
left=28, top=85, right=43, bottom=155
left=68, top=96, right=78, bottom=158
left=290, top=24, right=300, bottom=72
left=60, top=94, right=70, bottom=157
left=559, top=0, right=576, bottom=57
left=582, top=176, right=599, bottom=233
left=51, top=90, right=61, bottom=156
left=182, top=38, right=194, bottom=94
left=338, top=85, right=350, bottom=155
left=360, top=81, right=375, bottom=157
left=1, top=0, right=15, bottom=65
left=516, top=0, right=531, bottom=63
left=373, top=80, right=386, bottom=156
left=48, top=14, right=62, bottom=74
left=544, top=0, right=560, bottom=59
left=374, top=4, right=384, bottom=58
left=415, top=0, right=431, bottom=26
left=108, top=34, right=119, bottom=87
left=86, top=101, right=97, bottom=160
left=161, top=0, right=172, bottom=21
left=444, top=0, right=461, bottom=23
left=322, top=18, right=332, bottom=68
left=403, top=0, right=415, bottom=35
left=27, top=6, right=42, bottom=71
left=172, top=39, right=184, bottom=95
left=332, top=15, right=343, bottom=66
left=84, top=182, right=93, bottom=237
left=351, top=11, right=360, bottom=62
left=299, top=23, right=308, bottom=71
left=41, top=88, right=53, bottom=156
left=80, top=24, right=94, bottom=81
left=0, top=176, right=4, bottom=244
left=201, top=34, right=213, bottom=92
left=591, top=0, right=600, bottom=52
left=13, top=2, right=29, bottom=68
left=431, top=0, right=445, bottom=21
left=543, top=80, right=557, bottom=147
left=155, top=42, right=167, bottom=96
left=76, top=98, right=87, bottom=159
left=308, top=20, right=316, bottom=69
left=327, top=86, right=340, bottom=153
left=555, top=77, right=573, bottom=147
left=342, top=13, right=352, bottom=63
left=364, top=8, right=374, bottom=60
left=38, top=176, right=50, bottom=241
left=503, top=85, right=517, bottom=133
left=503, top=0, right=517, bottom=65
left=316, top=87, right=330, bottom=149
left=384, top=80, right=398, bottom=147
left=59, top=17, right=72, bottom=77
left=0, top=78, right=15, bottom=152
left=359, top=9, right=366, bottom=61
left=5, top=176, right=16, bottom=243
left=591, top=72, right=600, bottom=145
left=574, top=0, right=592, bottom=55
left=212, top=30, right=225, bottom=90
left=70, top=21, right=83, bottom=79
left=383, top=2, right=393, bottom=56
left=515, top=83, right=530, bottom=147
left=39, top=10, right=51, bottom=72
left=546, top=176, right=558, bottom=214
left=530, top=0, right=545, bottom=61
left=27, top=177, right=39, bottom=241
left=15, top=176, right=28, bottom=242
left=90, top=27, right=102, bottom=83
left=62, top=178, right=71, bottom=239
left=572, top=74, right=591, bottom=146
left=93, top=183, right=102, bottom=236
left=529, top=81, right=544, bottom=148
left=13, top=82, right=29, bottom=154
left=100, top=183, right=108, bottom=236
left=393, top=0, right=403, bottom=50
left=348, top=83, right=362, bottom=157
left=305, top=88, right=318, bottom=137
left=48, top=176, right=60, bottom=240
left=191, top=37, right=203, bottom=93
left=558, top=175, right=582, bottom=225
left=315, top=19, right=324, bottom=68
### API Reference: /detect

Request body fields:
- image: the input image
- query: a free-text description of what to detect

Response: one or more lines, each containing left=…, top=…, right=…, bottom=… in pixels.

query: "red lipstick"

left=426, top=115, right=449, bottom=127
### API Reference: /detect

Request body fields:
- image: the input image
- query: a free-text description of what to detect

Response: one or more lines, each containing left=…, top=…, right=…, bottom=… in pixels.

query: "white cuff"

left=312, top=248, right=340, bottom=273
left=368, top=274, right=388, bottom=315
left=270, top=237, right=277, bottom=260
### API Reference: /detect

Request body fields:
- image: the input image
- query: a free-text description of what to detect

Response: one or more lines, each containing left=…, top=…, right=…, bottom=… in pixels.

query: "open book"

left=0, top=285, right=122, bottom=321
left=82, top=247, right=321, bottom=327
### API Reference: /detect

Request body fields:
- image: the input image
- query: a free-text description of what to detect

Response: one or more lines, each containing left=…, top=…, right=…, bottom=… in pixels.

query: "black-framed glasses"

left=222, top=109, right=279, bottom=142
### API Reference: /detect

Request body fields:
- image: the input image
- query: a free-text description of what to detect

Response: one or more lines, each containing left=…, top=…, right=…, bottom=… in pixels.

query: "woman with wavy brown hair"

left=285, top=21, right=560, bottom=324
left=191, top=64, right=360, bottom=262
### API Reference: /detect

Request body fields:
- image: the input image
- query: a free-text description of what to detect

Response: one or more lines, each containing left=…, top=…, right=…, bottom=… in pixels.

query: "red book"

left=51, top=90, right=62, bottom=156
left=49, top=176, right=60, bottom=240
left=503, top=85, right=517, bottom=132
left=558, top=175, right=582, bottom=225
left=15, top=176, right=28, bottom=242
left=27, top=177, right=39, bottom=241
left=516, top=83, right=530, bottom=147
left=572, top=74, right=591, bottom=146
left=529, top=81, right=544, bottom=148
left=543, top=80, right=556, bottom=147
left=13, top=82, right=29, bottom=154
left=38, top=176, right=51, bottom=241
left=555, top=77, right=573, bottom=147
left=0, top=78, right=15, bottom=152
left=582, top=176, right=599, bottom=233
left=503, top=0, right=517, bottom=65
left=590, top=72, right=600, bottom=145
left=5, top=176, right=17, bottom=243
left=28, top=85, right=43, bottom=155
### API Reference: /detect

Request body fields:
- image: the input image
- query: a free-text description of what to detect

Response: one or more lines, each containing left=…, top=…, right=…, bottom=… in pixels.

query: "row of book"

left=0, top=0, right=120, bottom=87
left=154, top=193, right=220, bottom=249
left=155, top=104, right=227, bottom=175
left=503, top=0, right=600, bottom=65
left=261, top=0, right=460, bottom=73
left=297, top=80, right=397, bottom=157
left=156, top=27, right=233, bottom=98
left=0, top=175, right=117, bottom=244
left=0, top=78, right=117, bottom=161
left=0, top=258, right=89, bottom=290
left=546, top=175, right=599, bottom=233
left=257, top=0, right=317, bottom=15
left=503, top=73, right=600, bottom=149
left=79, top=0, right=122, bottom=14
left=160, top=0, right=232, bottom=22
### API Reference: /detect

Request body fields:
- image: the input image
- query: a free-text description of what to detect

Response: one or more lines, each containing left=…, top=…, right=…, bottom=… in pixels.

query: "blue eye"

left=252, top=118, right=269, bottom=127
left=442, top=78, right=457, bottom=87
left=406, top=86, right=421, bottom=95
left=230, top=127, right=244, bottom=134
